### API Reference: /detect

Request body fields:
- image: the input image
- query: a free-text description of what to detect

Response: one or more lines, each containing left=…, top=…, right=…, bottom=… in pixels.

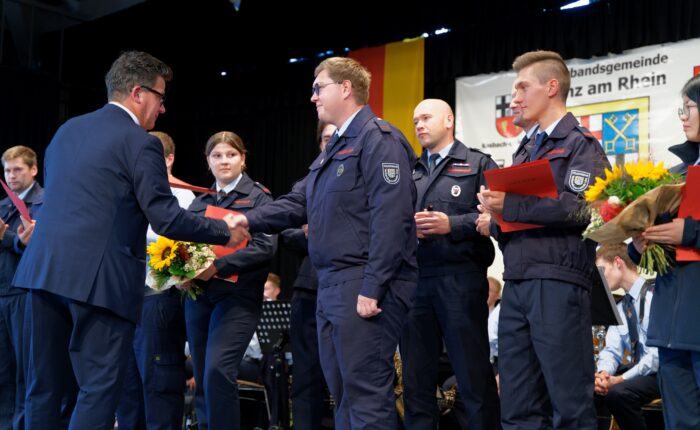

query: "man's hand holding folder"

left=477, top=159, right=558, bottom=233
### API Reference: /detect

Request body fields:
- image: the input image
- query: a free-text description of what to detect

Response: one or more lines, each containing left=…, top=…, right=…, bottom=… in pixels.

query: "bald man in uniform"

left=400, top=99, right=501, bottom=429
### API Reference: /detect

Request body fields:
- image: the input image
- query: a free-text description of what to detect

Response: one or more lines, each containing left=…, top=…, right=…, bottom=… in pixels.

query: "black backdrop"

left=2, top=0, right=699, bottom=295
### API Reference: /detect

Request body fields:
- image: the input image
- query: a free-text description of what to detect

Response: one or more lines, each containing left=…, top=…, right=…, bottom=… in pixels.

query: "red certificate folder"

left=483, top=159, right=558, bottom=233
left=204, top=205, right=249, bottom=282
left=677, top=166, right=700, bottom=261
left=0, top=179, right=32, bottom=221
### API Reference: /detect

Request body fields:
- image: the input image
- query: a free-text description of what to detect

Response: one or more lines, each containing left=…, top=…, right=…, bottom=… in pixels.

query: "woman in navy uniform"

left=185, top=131, right=277, bottom=430
left=632, top=74, right=700, bottom=429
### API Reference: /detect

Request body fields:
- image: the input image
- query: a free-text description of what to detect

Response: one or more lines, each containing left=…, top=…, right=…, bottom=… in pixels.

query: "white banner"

left=455, top=38, right=700, bottom=168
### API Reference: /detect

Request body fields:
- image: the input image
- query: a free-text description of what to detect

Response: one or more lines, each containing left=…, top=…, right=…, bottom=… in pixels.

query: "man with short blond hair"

left=478, top=50, right=609, bottom=429
left=1, top=145, right=42, bottom=429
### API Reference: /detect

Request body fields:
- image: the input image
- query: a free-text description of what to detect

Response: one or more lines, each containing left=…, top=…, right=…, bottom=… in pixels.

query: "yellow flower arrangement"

left=147, top=237, right=179, bottom=270
left=146, top=236, right=216, bottom=299
left=582, top=160, right=684, bottom=275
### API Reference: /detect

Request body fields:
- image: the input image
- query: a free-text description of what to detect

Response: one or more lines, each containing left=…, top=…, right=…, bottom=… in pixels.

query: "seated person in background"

left=594, top=243, right=659, bottom=430
left=264, top=273, right=281, bottom=301
left=487, top=276, right=502, bottom=313
left=239, top=333, right=264, bottom=382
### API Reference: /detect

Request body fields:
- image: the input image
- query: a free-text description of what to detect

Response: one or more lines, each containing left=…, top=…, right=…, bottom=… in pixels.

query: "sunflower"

left=147, top=237, right=179, bottom=270
left=584, top=165, right=623, bottom=202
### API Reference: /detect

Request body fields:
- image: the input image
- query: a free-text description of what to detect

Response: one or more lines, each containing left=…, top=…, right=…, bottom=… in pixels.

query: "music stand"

left=257, top=301, right=291, bottom=353
left=591, top=266, right=624, bottom=326
left=256, top=300, right=291, bottom=430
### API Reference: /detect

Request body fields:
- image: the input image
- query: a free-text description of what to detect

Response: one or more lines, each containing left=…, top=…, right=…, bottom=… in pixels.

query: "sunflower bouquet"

left=146, top=237, right=216, bottom=300
left=582, top=160, right=684, bottom=274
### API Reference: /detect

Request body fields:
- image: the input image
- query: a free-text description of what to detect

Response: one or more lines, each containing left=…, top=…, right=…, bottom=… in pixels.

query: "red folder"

left=677, top=166, right=700, bottom=261
left=0, top=179, right=32, bottom=222
left=483, top=159, right=558, bottom=232
left=204, top=205, right=249, bottom=282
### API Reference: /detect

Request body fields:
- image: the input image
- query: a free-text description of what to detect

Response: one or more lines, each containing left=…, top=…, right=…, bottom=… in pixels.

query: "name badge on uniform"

left=382, top=163, right=400, bottom=184
left=568, top=169, right=591, bottom=192
left=451, top=185, right=461, bottom=197
left=337, top=164, right=344, bottom=176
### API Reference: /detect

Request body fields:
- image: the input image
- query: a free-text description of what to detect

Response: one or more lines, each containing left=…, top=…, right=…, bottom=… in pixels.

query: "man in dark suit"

left=12, top=51, right=247, bottom=430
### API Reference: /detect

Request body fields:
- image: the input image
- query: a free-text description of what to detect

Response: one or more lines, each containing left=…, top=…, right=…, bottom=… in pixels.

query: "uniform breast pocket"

left=230, top=199, right=256, bottom=213
left=437, top=169, right=478, bottom=210
left=326, top=152, right=360, bottom=192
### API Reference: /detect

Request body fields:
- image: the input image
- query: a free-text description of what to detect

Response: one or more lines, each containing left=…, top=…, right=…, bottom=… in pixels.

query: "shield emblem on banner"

left=494, top=95, right=519, bottom=138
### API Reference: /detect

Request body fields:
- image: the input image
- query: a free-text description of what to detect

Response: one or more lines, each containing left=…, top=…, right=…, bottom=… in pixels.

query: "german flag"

left=350, top=38, right=424, bottom=155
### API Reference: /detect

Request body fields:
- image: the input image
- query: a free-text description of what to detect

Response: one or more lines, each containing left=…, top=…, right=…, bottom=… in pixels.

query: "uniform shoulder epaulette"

left=575, top=125, right=599, bottom=142
left=468, top=147, right=491, bottom=157
left=254, top=182, right=272, bottom=195
left=374, top=118, right=393, bottom=134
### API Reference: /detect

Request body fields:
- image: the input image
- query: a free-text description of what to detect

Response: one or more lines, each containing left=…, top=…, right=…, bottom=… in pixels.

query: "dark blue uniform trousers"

left=602, top=374, right=659, bottom=430
left=185, top=289, right=261, bottom=430
left=400, top=272, right=500, bottom=429
left=657, top=347, right=700, bottom=430
left=24, top=289, right=134, bottom=430
left=290, top=290, right=325, bottom=430
left=499, top=279, right=596, bottom=430
left=116, top=291, right=187, bottom=430
left=316, top=278, right=415, bottom=430
left=0, top=294, right=27, bottom=430
left=116, top=351, right=146, bottom=429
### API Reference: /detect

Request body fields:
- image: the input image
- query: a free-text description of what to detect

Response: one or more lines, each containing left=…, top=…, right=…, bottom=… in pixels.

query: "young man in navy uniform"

left=477, top=50, right=609, bottom=430
left=0, top=146, right=41, bottom=430
left=229, top=57, right=418, bottom=430
left=400, top=99, right=500, bottom=429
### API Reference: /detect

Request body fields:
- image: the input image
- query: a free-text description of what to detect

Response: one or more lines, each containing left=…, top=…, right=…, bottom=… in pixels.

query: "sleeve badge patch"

left=568, top=169, right=591, bottom=192
left=382, top=163, right=400, bottom=184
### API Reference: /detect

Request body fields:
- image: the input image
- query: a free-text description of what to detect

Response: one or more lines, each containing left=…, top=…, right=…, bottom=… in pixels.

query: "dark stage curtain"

left=2, top=0, right=699, bottom=296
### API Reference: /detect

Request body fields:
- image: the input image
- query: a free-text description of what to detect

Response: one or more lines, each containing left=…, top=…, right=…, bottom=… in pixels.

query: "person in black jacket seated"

left=630, top=74, right=700, bottom=429
left=185, top=131, right=277, bottom=430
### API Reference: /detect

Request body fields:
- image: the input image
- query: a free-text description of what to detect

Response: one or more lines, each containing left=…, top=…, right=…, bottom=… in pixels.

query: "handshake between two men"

left=223, top=213, right=251, bottom=247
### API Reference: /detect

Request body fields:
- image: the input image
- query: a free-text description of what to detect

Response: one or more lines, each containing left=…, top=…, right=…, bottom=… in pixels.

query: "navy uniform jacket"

left=0, top=183, right=43, bottom=296
left=12, top=104, right=230, bottom=322
left=187, top=174, right=277, bottom=300
left=280, top=228, right=318, bottom=291
left=493, top=112, right=610, bottom=288
left=246, top=106, right=418, bottom=300
left=414, top=141, right=497, bottom=276
left=630, top=140, right=700, bottom=351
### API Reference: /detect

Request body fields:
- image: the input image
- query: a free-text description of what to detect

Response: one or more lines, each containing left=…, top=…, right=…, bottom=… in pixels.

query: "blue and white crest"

left=568, top=169, right=590, bottom=192
left=382, top=163, right=400, bottom=184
